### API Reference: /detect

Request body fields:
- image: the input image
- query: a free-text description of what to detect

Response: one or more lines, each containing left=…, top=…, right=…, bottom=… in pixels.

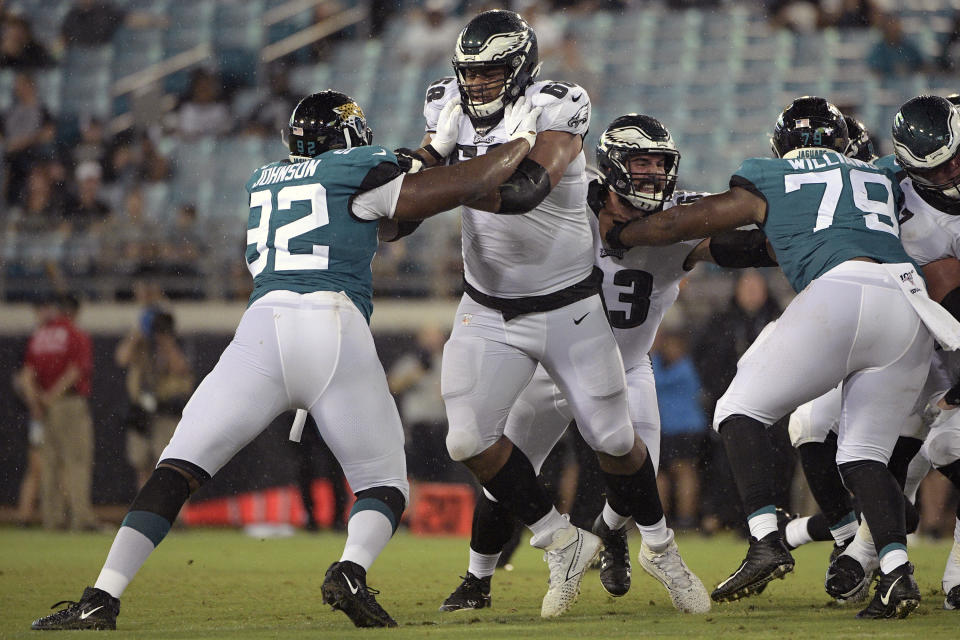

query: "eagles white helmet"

left=596, top=114, right=680, bottom=213
left=452, top=10, right=540, bottom=132
left=893, top=95, right=960, bottom=212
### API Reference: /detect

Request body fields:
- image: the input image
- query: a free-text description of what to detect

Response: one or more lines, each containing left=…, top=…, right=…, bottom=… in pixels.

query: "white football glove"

left=427, top=95, right=462, bottom=159
left=504, top=96, right=542, bottom=150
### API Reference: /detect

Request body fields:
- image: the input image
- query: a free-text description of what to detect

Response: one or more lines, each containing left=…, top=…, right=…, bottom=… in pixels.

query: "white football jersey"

left=424, top=77, right=593, bottom=298
left=898, top=176, right=960, bottom=265
left=589, top=190, right=707, bottom=370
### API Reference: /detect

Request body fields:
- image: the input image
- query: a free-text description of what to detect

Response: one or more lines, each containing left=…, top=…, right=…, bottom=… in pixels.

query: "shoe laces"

left=648, top=547, right=693, bottom=589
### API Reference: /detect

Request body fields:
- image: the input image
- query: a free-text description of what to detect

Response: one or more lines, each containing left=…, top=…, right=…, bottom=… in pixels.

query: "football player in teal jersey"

left=599, top=96, right=960, bottom=619
left=30, top=89, right=542, bottom=632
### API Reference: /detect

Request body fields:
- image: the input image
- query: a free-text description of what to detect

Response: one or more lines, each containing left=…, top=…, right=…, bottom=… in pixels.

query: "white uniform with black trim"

left=424, top=78, right=635, bottom=460
left=788, top=176, right=960, bottom=458
left=504, top=192, right=707, bottom=473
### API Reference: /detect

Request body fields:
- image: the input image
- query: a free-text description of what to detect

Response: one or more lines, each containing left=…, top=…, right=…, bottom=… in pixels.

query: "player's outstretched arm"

left=601, top=186, right=766, bottom=249
left=684, top=230, right=778, bottom=269
left=394, top=100, right=541, bottom=221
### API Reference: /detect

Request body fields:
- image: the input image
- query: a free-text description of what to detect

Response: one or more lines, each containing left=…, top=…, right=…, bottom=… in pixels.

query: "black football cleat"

left=711, top=532, right=794, bottom=602
left=856, top=562, right=920, bottom=619
left=439, top=572, right=492, bottom=611
left=321, top=561, right=397, bottom=628
left=825, top=554, right=875, bottom=602
left=592, top=514, right=631, bottom=597
left=31, top=586, right=119, bottom=630
left=945, top=584, right=960, bottom=610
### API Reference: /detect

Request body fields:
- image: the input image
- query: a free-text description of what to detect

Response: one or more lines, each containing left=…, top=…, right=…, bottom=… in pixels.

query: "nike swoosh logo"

left=342, top=572, right=359, bottom=595
left=571, top=94, right=583, bottom=102
left=880, top=576, right=901, bottom=606
left=573, top=312, right=589, bottom=325
left=79, top=606, right=103, bottom=620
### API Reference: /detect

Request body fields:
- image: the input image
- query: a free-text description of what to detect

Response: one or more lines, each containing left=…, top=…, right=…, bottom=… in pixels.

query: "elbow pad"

left=709, top=229, right=778, bottom=268
left=497, top=158, right=551, bottom=214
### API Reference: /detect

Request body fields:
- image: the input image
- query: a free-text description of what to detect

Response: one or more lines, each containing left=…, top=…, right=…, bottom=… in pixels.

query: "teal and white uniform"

left=161, top=146, right=411, bottom=500
left=715, top=148, right=938, bottom=465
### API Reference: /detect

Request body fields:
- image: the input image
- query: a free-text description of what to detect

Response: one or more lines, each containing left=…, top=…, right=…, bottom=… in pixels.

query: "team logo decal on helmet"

left=893, top=95, right=960, bottom=211
left=283, top=90, right=373, bottom=161
left=771, top=96, right=849, bottom=158
left=453, top=10, right=540, bottom=132
left=596, top=114, right=680, bottom=213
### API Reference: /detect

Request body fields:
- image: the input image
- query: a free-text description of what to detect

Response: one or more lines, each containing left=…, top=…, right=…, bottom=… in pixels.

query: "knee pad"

left=352, top=486, right=406, bottom=532
left=923, top=428, right=960, bottom=469
left=446, top=424, right=483, bottom=462
left=589, top=422, right=635, bottom=457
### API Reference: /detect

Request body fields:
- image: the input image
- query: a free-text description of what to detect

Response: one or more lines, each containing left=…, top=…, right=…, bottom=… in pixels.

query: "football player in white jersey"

left=405, top=10, right=672, bottom=618
left=438, top=114, right=778, bottom=616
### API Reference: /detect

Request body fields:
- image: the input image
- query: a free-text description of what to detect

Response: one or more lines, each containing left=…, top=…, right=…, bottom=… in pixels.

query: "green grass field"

left=2, top=527, right=957, bottom=639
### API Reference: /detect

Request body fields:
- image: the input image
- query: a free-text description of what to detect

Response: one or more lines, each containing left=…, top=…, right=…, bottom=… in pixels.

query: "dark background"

left=0, top=332, right=416, bottom=507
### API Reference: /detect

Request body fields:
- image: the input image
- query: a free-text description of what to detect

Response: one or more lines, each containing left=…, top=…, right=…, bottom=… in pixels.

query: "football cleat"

left=321, top=561, right=397, bottom=628
left=439, top=573, right=492, bottom=612
left=945, top=584, right=960, bottom=610
left=540, top=525, right=602, bottom=618
left=638, top=538, right=711, bottom=613
left=856, top=562, right=920, bottom=619
left=825, top=553, right=877, bottom=603
left=31, top=586, right=119, bottom=630
left=711, top=533, right=794, bottom=602
left=591, top=514, right=631, bottom=597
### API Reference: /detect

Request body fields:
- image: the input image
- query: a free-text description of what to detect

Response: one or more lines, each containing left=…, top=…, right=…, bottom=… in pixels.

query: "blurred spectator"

left=175, top=68, right=231, bottom=140
left=387, top=325, right=458, bottom=482
left=370, top=0, right=401, bottom=38
left=9, top=164, right=67, bottom=233
left=3, top=73, right=56, bottom=205
left=517, top=0, right=584, bottom=79
left=652, top=325, right=707, bottom=531
left=246, top=65, right=297, bottom=138
left=72, top=117, right=108, bottom=168
left=396, top=0, right=461, bottom=69
left=18, top=293, right=100, bottom=531
left=293, top=418, right=348, bottom=532
left=0, top=14, right=54, bottom=69
left=63, top=161, right=111, bottom=232
left=819, top=0, right=881, bottom=29
left=936, top=11, right=960, bottom=74
left=11, top=306, right=51, bottom=526
left=767, top=0, right=823, bottom=33
left=115, top=309, right=194, bottom=489
left=310, top=0, right=351, bottom=62
left=160, top=203, right=203, bottom=268
left=867, top=13, right=926, bottom=77
left=693, top=271, right=787, bottom=533
left=59, top=0, right=167, bottom=49
left=101, top=186, right=159, bottom=278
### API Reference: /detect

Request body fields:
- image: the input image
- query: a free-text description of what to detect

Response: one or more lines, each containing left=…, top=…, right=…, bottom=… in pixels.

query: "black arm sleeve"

left=708, top=229, right=778, bottom=268
left=497, top=158, right=551, bottom=214
left=940, top=285, right=960, bottom=322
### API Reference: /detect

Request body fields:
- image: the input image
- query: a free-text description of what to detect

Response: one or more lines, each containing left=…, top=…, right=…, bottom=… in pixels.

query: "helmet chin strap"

left=344, top=128, right=353, bottom=150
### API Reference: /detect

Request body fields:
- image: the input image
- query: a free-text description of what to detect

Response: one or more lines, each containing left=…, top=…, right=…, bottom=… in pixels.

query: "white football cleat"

left=639, top=538, right=711, bottom=614
left=540, top=525, right=602, bottom=618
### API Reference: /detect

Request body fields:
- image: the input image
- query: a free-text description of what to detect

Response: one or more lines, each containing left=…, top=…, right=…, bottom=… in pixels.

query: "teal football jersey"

left=732, top=149, right=914, bottom=292
left=244, top=145, right=401, bottom=321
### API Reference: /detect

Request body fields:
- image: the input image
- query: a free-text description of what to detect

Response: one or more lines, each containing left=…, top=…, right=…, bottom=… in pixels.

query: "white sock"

left=747, top=510, right=778, bottom=540
left=528, top=508, right=569, bottom=549
left=94, top=526, right=156, bottom=598
left=943, top=525, right=960, bottom=590
left=843, top=520, right=877, bottom=568
left=955, top=517, right=960, bottom=544
left=468, top=549, right=499, bottom=578
left=602, top=502, right=630, bottom=530
left=637, top=516, right=673, bottom=551
left=785, top=516, right=813, bottom=548
left=879, top=547, right=908, bottom=575
left=340, top=510, right=394, bottom=571
left=828, top=512, right=859, bottom=545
